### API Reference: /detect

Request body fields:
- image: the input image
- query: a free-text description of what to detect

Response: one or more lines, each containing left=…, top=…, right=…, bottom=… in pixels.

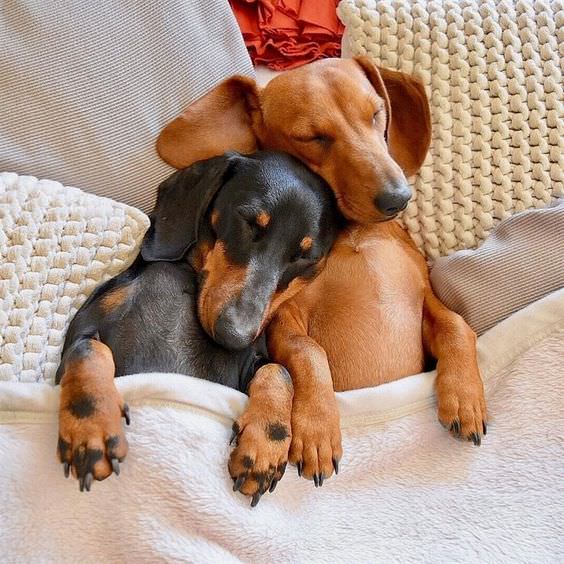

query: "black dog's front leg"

left=228, top=364, right=293, bottom=506
left=56, top=282, right=132, bottom=491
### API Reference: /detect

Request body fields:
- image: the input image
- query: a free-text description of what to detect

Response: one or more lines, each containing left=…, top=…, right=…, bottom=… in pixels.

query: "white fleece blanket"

left=1, top=290, right=563, bottom=563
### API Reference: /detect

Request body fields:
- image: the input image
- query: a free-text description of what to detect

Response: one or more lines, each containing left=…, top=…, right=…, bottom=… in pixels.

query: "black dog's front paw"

left=228, top=417, right=290, bottom=507
left=58, top=386, right=129, bottom=491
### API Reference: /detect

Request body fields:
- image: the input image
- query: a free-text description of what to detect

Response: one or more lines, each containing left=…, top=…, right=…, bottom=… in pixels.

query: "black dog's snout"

left=374, top=181, right=412, bottom=217
left=214, top=303, right=261, bottom=351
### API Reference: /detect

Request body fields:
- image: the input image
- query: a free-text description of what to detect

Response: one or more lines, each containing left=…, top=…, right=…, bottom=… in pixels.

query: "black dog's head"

left=142, top=151, right=340, bottom=350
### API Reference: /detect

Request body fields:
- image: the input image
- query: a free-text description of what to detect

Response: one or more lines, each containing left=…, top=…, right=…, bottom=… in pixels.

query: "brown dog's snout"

left=374, top=179, right=412, bottom=217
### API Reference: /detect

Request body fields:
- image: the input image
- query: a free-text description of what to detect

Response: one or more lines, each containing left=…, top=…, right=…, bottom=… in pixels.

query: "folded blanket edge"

left=1, top=288, right=563, bottom=426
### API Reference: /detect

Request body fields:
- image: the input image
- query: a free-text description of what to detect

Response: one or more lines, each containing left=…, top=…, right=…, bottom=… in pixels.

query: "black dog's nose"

left=214, top=305, right=259, bottom=351
left=374, top=182, right=412, bottom=217
left=214, top=318, right=255, bottom=351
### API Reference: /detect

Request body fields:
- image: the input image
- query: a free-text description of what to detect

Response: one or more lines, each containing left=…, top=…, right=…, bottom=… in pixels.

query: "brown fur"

left=228, top=363, right=293, bottom=502
left=100, top=285, right=130, bottom=314
left=300, top=236, right=313, bottom=252
left=256, top=211, right=271, bottom=228
left=210, top=209, right=220, bottom=228
left=267, top=308, right=342, bottom=481
left=197, top=241, right=249, bottom=339
left=265, top=274, right=312, bottom=324
left=156, top=57, right=487, bottom=481
left=269, top=222, right=427, bottom=391
left=58, top=340, right=128, bottom=483
left=156, top=76, right=259, bottom=169
left=157, top=57, right=431, bottom=225
left=422, top=290, right=487, bottom=438
left=195, top=240, right=319, bottom=344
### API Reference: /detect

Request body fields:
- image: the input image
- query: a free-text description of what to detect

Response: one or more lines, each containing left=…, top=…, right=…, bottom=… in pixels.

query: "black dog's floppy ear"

left=141, top=153, right=239, bottom=262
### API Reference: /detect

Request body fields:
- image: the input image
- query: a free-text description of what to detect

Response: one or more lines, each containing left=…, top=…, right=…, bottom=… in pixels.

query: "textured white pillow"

left=338, top=0, right=563, bottom=258
left=0, top=0, right=253, bottom=212
left=0, top=172, right=150, bottom=384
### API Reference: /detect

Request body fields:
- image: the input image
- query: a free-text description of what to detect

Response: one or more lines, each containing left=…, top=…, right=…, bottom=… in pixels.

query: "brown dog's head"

left=157, top=57, right=431, bottom=224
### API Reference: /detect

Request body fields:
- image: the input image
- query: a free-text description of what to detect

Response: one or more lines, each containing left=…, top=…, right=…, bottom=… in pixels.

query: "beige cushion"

left=430, top=200, right=564, bottom=335
left=338, top=0, right=564, bottom=258
left=0, top=172, right=149, bottom=383
left=0, top=0, right=253, bottom=212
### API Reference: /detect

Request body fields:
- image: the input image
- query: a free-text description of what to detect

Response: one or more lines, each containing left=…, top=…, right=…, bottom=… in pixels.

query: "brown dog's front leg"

left=228, top=363, right=293, bottom=506
left=57, top=338, right=129, bottom=491
left=423, top=289, right=487, bottom=445
left=268, top=305, right=342, bottom=486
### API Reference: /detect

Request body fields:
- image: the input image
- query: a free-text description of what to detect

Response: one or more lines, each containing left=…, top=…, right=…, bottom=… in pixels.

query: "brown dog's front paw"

left=289, top=396, right=342, bottom=486
left=228, top=415, right=290, bottom=507
left=437, top=371, right=488, bottom=446
left=58, top=389, right=129, bottom=491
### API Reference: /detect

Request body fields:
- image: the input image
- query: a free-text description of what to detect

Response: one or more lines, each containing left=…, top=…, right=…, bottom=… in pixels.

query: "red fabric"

left=229, top=0, right=344, bottom=70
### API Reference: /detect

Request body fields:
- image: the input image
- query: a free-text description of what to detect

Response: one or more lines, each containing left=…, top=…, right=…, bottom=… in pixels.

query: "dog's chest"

left=303, top=225, right=427, bottom=389
left=329, top=226, right=425, bottom=299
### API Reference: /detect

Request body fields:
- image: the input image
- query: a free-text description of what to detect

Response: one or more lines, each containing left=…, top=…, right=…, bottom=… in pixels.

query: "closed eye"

left=237, top=209, right=266, bottom=243
left=290, top=250, right=320, bottom=264
left=372, top=106, right=385, bottom=124
left=294, top=134, right=333, bottom=146
left=247, top=220, right=264, bottom=242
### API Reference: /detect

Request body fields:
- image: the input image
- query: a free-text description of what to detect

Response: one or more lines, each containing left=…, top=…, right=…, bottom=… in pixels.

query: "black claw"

left=123, top=403, right=130, bottom=426
left=233, top=475, right=245, bottom=492
left=79, top=478, right=84, bottom=492
left=313, top=474, right=319, bottom=487
left=111, top=458, right=120, bottom=476
left=297, top=461, right=303, bottom=477
left=251, top=492, right=262, bottom=507
left=63, top=462, right=70, bottom=478
left=483, top=421, right=487, bottom=435
left=319, top=473, right=324, bottom=487
left=470, top=433, right=481, bottom=447
left=278, top=462, right=287, bottom=477
left=230, top=422, right=240, bottom=445
left=269, top=478, right=278, bottom=493
left=259, top=479, right=270, bottom=496
left=332, top=457, right=339, bottom=475
left=84, top=472, right=93, bottom=492
left=450, top=419, right=461, bottom=435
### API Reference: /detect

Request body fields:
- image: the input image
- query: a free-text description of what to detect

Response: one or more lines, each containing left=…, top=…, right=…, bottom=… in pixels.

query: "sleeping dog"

left=56, top=151, right=339, bottom=504
left=158, top=58, right=488, bottom=488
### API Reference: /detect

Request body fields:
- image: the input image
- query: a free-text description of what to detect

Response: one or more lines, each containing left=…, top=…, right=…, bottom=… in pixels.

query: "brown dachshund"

left=157, top=57, right=487, bottom=487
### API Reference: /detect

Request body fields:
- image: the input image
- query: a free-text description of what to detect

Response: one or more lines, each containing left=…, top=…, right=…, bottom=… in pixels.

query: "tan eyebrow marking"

left=300, top=236, right=313, bottom=251
left=100, top=285, right=130, bottom=314
left=256, top=212, right=271, bottom=228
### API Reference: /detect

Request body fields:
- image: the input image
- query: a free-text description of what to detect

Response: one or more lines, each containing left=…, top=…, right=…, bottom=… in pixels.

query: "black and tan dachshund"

left=55, top=151, right=339, bottom=505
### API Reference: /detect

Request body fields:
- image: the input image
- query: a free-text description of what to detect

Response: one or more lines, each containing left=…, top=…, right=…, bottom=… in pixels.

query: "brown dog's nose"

left=374, top=182, right=412, bottom=217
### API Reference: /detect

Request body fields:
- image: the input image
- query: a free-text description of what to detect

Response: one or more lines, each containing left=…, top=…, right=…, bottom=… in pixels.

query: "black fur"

left=56, top=151, right=341, bottom=393
left=67, top=395, right=97, bottom=419
left=267, top=423, right=289, bottom=442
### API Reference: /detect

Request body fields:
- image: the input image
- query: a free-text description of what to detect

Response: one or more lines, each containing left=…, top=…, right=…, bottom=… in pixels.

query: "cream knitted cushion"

left=338, top=0, right=563, bottom=258
left=0, top=173, right=149, bottom=384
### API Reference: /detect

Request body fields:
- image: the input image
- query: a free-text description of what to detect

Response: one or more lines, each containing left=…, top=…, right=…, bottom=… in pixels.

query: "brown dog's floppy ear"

left=354, top=57, right=431, bottom=177
left=141, top=153, right=239, bottom=262
left=156, top=76, right=261, bottom=170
